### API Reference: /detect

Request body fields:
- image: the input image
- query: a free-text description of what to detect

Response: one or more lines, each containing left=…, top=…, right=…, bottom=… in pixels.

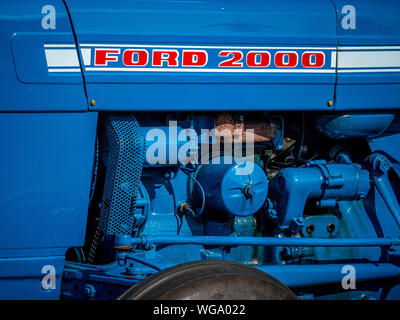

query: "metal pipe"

left=370, top=153, right=400, bottom=229
left=133, top=235, right=400, bottom=247
left=256, top=263, right=399, bottom=288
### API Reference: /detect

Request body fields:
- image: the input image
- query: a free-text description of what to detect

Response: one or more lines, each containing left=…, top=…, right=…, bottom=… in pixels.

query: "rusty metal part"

left=215, top=112, right=276, bottom=143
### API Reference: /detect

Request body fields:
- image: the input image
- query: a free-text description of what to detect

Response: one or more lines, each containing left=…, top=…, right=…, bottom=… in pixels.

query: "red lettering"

left=152, top=50, right=179, bottom=66
left=275, top=52, right=298, bottom=68
left=218, top=51, right=243, bottom=67
left=94, top=49, right=120, bottom=66
left=246, top=51, right=271, bottom=67
left=182, top=50, right=208, bottom=67
left=302, top=52, right=325, bottom=68
left=122, top=49, right=148, bottom=66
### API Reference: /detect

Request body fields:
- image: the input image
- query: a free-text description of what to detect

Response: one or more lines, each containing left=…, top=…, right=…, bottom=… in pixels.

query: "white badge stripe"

left=337, top=50, right=400, bottom=68
left=338, top=46, right=400, bottom=50
left=85, top=67, right=335, bottom=73
left=337, top=68, right=400, bottom=73
left=48, top=68, right=81, bottom=72
left=80, top=43, right=336, bottom=50
left=44, top=44, right=76, bottom=48
left=81, top=48, right=91, bottom=66
left=43, top=44, right=400, bottom=73
left=331, top=51, right=337, bottom=68
left=45, top=49, right=80, bottom=67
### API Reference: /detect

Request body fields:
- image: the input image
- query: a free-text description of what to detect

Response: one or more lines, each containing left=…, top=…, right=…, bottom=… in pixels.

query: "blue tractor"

left=1, top=0, right=400, bottom=300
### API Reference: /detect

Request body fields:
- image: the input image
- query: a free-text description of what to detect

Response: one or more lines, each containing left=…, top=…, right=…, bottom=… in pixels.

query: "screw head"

left=306, top=224, right=315, bottom=235
left=377, top=158, right=390, bottom=173
left=372, top=155, right=391, bottom=176
left=243, top=184, right=255, bottom=198
left=83, top=284, right=96, bottom=298
left=327, top=99, right=334, bottom=107
left=327, top=223, right=336, bottom=233
left=90, top=99, right=96, bottom=106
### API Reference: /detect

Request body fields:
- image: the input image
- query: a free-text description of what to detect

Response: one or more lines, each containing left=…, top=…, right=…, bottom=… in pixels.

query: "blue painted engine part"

left=315, top=113, right=396, bottom=139
left=141, top=126, right=189, bottom=167
left=195, top=157, right=268, bottom=217
left=270, top=161, right=371, bottom=230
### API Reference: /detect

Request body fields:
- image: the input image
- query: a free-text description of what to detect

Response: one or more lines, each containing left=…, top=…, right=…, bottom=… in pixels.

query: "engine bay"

left=61, top=111, right=400, bottom=300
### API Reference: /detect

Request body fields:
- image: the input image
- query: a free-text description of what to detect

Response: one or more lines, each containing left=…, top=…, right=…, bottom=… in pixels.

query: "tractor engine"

left=61, top=111, right=400, bottom=300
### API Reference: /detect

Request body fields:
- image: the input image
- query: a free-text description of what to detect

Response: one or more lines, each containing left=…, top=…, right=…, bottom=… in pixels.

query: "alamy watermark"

left=145, top=121, right=255, bottom=175
left=41, top=5, right=56, bottom=30
left=341, top=5, right=356, bottom=30
left=41, top=264, right=56, bottom=290
left=341, top=264, right=356, bottom=290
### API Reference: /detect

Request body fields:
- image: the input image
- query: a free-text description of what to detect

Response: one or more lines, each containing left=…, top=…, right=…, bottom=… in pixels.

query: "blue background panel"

left=0, top=0, right=87, bottom=111
left=0, top=112, right=97, bottom=258
left=65, top=0, right=337, bottom=111
left=334, top=84, right=400, bottom=110
left=0, top=256, right=64, bottom=300
left=332, top=0, right=400, bottom=45
left=85, top=83, right=335, bottom=111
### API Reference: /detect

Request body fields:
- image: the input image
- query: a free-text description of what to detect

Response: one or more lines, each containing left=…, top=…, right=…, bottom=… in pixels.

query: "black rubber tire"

left=117, top=260, right=297, bottom=300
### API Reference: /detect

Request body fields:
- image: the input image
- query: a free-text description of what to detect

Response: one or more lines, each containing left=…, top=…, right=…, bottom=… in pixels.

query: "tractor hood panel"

left=64, top=0, right=338, bottom=111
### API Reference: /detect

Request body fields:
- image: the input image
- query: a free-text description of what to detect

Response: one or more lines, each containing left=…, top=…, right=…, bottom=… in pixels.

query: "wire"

left=181, top=167, right=205, bottom=217
left=297, top=112, right=305, bottom=160
left=72, top=247, right=86, bottom=263
left=165, top=177, right=183, bottom=235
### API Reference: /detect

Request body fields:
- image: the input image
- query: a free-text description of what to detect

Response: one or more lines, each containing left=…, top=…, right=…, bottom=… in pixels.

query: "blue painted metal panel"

left=332, top=0, right=400, bottom=46
left=257, top=263, right=399, bottom=288
left=82, top=83, right=335, bottom=111
left=11, top=33, right=82, bottom=84
left=0, top=0, right=87, bottom=111
left=0, top=256, right=64, bottom=300
left=335, top=84, right=400, bottom=110
left=0, top=112, right=97, bottom=299
left=0, top=112, right=97, bottom=258
left=331, top=1, right=400, bottom=110
left=64, top=0, right=337, bottom=111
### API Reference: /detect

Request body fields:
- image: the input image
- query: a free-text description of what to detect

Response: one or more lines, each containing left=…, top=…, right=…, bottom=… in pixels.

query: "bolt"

left=90, top=99, right=96, bottom=106
left=83, top=284, right=96, bottom=298
left=327, top=223, right=336, bottom=233
left=306, top=224, right=315, bottom=235
left=371, top=154, right=391, bottom=176
left=327, top=99, right=334, bottom=107
left=358, top=192, right=367, bottom=200
left=376, top=157, right=391, bottom=174
left=243, top=184, right=255, bottom=198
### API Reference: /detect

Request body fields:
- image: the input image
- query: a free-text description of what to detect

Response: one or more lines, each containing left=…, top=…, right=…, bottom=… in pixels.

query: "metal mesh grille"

left=99, top=114, right=145, bottom=235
